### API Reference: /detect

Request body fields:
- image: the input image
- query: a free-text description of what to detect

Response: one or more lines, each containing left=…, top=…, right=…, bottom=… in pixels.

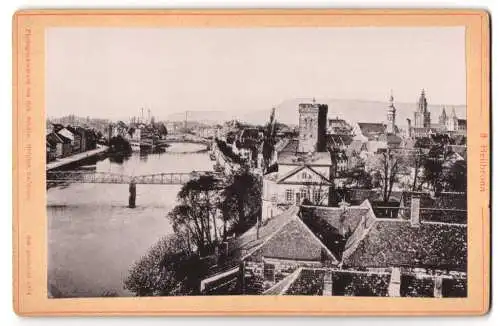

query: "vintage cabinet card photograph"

left=12, top=9, right=490, bottom=316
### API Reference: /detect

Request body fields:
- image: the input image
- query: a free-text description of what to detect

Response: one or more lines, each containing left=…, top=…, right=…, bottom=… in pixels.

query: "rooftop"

left=225, top=206, right=338, bottom=267
left=357, top=122, right=386, bottom=140
left=342, top=218, right=467, bottom=271
left=277, top=140, right=332, bottom=165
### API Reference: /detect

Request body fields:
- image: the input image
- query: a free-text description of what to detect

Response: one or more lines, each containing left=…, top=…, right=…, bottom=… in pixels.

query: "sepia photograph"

left=44, top=26, right=469, bottom=299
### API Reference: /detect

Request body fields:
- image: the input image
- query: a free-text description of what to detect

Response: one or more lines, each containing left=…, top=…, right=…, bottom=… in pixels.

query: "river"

left=47, top=142, right=212, bottom=298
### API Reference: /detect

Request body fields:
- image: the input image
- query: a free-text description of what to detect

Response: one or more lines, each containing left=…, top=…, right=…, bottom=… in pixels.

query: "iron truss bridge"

left=46, top=170, right=223, bottom=185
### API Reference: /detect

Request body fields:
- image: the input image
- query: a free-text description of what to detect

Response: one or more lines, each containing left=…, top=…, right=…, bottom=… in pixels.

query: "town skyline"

left=47, top=27, right=466, bottom=121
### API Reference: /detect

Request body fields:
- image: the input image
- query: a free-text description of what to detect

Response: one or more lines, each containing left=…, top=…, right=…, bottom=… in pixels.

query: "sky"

left=46, top=27, right=466, bottom=120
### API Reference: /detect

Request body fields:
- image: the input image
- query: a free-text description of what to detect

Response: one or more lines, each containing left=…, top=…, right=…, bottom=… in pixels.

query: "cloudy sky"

left=46, top=27, right=465, bottom=120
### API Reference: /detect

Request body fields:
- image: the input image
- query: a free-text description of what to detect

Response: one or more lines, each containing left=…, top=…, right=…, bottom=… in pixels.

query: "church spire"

left=439, top=106, right=448, bottom=126
left=386, top=90, right=396, bottom=134
left=418, top=89, right=427, bottom=112
left=451, top=106, right=457, bottom=118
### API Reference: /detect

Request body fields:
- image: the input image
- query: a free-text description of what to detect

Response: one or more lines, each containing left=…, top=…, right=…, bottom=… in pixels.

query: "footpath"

left=46, top=145, right=108, bottom=170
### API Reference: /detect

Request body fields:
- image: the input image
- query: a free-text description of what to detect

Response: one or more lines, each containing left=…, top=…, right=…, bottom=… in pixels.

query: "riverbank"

left=46, top=145, right=109, bottom=171
left=47, top=143, right=213, bottom=297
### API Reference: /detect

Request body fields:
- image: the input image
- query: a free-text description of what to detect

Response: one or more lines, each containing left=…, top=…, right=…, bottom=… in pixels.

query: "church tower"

left=386, top=91, right=396, bottom=134
left=447, top=107, right=459, bottom=131
left=298, top=98, right=319, bottom=153
left=439, top=107, right=448, bottom=126
left=414, top=89, right=431, bottom=128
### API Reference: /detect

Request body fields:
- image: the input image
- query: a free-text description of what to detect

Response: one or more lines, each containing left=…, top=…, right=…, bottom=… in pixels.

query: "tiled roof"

left=226, top=206, right=338, bottom=265
left=285, top=268, right=325, bottom=295
left=263, top=268, right=302, bottom=295
left=300, top=201, right=374, bottom=260
left=57, top=128, right=75, bottom=142
left=283, top=268, right=391, bottom=296
left=378, top=133, right=402, bottom=146
left=259, top=218, right=333, bottom=261
left=46, top=132, right=64, bottom=146
left=357, top=123, right=386, bottom=140
left=328, top=134, right=354, bottom=148
left=269, top=267, right=465, bottom=297
left=276, top=165, right=331, bottom=185
left=301, top=205, right=370, bottom=236
left=365, top=140, right=387, bottom=153
left=278, top=144, right=332, bottom=166
left=399, top=192, right=467, bottom=223
left=342, top=219, right=467, bottom=271
left=449, top=145, right=467, bottom=158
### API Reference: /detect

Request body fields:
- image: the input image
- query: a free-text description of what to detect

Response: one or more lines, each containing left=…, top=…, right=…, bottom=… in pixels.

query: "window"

left=301, top=189, right=307, bottom=199
left=313, top=189, right=322, bottom=203
left=286, top=189, right=293, bottom=202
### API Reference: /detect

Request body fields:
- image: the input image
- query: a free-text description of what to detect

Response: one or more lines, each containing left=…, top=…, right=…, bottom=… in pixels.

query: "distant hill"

left=243, top=98, right=467, bottom=127
left=165, top=110, right=238, bottom=125
left=165, top=98, right=467, bottom=128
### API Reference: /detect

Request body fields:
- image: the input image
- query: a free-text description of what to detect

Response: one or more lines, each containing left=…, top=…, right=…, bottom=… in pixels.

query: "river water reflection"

left=47, top=142, right=212, bottom=297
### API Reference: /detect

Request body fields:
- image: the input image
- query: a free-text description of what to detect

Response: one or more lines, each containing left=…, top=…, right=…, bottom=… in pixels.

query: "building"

left=46, top=132, right=64, bottom=160
left=386, top=92, right=397, bottom=134
left=327, top=118, right=353, bottom=135
left=342, top=196, right=466, bottom=276
left=414, top=89, right=431, bottom=129
left=202, top=194, right=467, bottom=297
left=438, top=107, right=467, bottom=136
left=406, top=90, right=466, bottom=138
left=262, top=99, right=332, bottom=220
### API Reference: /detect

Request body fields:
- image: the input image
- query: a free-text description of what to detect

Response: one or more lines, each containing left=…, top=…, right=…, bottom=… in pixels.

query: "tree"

left=410, top=148, right=425, bottom=191
left=124, top=234, right=213, bottom=296
left=421, top=145, right=453, bottom=193
left=443, top=159, right=467, bottom=192
left=262, top=108, right=277, bottom=171
left=303, top=181, right=330, bottom=206
left=157, top=122, right=168, bottom=137
left=124, top=235, right=189, bottom=296
left=346, top=168, right=372, bottom=189
left=221, top=167, right=262, bottom=236
left=366, top=149, right=402, bottom=203
left=168, top=175, right=222, bottom=255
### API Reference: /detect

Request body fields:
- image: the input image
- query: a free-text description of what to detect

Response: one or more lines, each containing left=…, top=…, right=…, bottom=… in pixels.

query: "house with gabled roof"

left=262, top=100, right=333, bottom=221
left=342, top=196, right=467, bottom=273
left=200, top=206, right=338, bottom=294
left=46, top=132, right=64, bottom=161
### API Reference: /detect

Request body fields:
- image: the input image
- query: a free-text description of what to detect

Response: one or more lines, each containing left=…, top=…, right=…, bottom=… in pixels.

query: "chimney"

left=434, top=276, right=443, bottom=298
left=388, top=267, right=401, bottom=297
left=406, top=118, right=412, bottom=138
left=410, top=196, right=421, bottom=227
left=322, top=271, right=333, bottom=296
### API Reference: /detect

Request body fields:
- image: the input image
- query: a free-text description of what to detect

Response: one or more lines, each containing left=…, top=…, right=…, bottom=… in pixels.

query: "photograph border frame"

left=12, top=9, right=491, bottom=316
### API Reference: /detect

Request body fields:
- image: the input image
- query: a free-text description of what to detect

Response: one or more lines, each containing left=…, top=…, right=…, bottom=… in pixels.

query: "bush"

left=124, top=235, right=201, bottom=296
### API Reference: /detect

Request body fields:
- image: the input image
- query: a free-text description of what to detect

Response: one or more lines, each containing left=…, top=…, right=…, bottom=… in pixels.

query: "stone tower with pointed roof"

left=386, top=91, right=397, bottom=134
left=447, top=107, right=459, bottom=131
left=438, top=106, right=448, bottom=126
left=413, top=89, right=431, bottom=129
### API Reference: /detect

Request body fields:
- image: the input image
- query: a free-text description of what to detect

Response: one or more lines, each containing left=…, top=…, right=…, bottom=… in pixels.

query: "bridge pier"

left=129, top=180, right=136, bottom=208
